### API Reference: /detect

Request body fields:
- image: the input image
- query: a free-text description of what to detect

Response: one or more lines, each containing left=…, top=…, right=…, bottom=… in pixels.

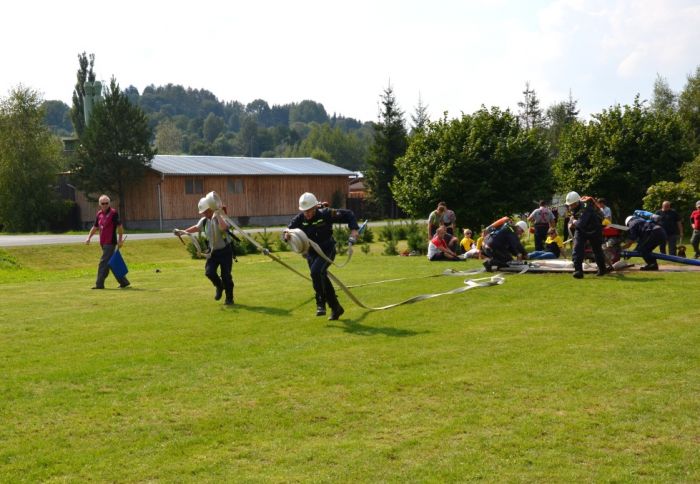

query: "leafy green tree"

left=0, top=86, right=63, bottom=232
left=365, top=83, right=408, bottom=217
left=678, top=65, right=700, bottom=153
left=70, top=52, right=96, bottom=137
left=286, top=124, right=368, bottom=170
left=642, top=180, right=697, bottom=220
left=545, top=91, right=579, bottom=159
left=43, top=100, right=73, bottom=135
left=391, top=106, right=551, bottom=229
left=517, top=81, right=543, bottom=130
left=71, top=78, right=156, bottom=220
left=651, top=74, right=677, bottom=113
left=203, top=113, right=225, bottom=143
left=155, top=119, right=184, bottom=154
left=238, top=117, right=259, bottom=156
left=553, top=96, right=692, bottom=219
left=289, top=100, right=329, bottom=124
left=679, top=152, right=700, bottom=190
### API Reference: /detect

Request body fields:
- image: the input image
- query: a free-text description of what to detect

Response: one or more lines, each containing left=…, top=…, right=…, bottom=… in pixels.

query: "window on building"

left=185, top=178, right=204, bottom=194
left=227, top=178, right=244, bottom=194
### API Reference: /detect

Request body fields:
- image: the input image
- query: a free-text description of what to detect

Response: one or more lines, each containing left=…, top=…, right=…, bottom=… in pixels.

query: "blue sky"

left=2, top=0, right=699, bottom=123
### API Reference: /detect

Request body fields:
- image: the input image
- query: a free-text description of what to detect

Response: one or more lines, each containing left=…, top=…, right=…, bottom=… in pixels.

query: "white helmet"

left=625, top=215, right=634, bottom=226
left=515, top=220, right=528, bottom=233
left=298, top=192, right=319, bottom=211
left=198, top=197, right=210, bottom=214
left=565, top=191, right=581, bottom=205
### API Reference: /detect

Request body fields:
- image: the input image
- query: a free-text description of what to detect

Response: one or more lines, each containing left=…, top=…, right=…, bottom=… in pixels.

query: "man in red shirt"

left=85, top=194, right=130, bottom=289
left=690, top=200, right=700, bottom=259
left=427, top=225, right=459, bottom=261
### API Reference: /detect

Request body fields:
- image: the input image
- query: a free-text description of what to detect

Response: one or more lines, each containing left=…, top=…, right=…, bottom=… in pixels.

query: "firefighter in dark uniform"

left=482, top=220, right=529, bottom=271
left=623, top=215, right=667, bottom=270
left=285, top=192, right=360, bottom=320
left=566, top=191, right=607, bottom=279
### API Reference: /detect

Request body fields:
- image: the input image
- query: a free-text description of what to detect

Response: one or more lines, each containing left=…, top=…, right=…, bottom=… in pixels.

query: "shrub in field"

left=274, top=235, right=289, bottom=252
left=361, top=226, right=374, bottom=243
left=379, top=221, right=394, bottom=242
left=383, top=238, right=399, bottom=255
left=407, top=232, right=425, bottom=254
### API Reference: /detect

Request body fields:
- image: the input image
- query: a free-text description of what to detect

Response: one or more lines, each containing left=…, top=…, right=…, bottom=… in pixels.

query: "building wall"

left=78, top=171, right=351, bottom=230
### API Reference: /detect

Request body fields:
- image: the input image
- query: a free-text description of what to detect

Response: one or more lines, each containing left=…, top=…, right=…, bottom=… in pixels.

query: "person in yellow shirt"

left=459, top=228, right=476, bottom=253
left=528, top=227, right=566, bottom=259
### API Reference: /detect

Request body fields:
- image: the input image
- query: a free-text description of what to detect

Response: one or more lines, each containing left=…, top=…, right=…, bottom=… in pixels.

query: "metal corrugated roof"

left=150, top=155, right=355, bottom=176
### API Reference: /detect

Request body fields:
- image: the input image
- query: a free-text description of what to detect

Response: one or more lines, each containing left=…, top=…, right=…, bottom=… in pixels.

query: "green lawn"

left=1, top=240, right=699, bottom=482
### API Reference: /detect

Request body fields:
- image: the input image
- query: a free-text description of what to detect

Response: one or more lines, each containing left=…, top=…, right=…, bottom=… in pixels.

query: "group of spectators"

left=424, top=197, right=700, bottom=277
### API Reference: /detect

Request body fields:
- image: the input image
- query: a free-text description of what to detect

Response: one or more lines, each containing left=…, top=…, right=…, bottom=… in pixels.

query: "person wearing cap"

left=565, top=191, right=607, bottom=278
left=623, top=215, right=667, bottom=270
left=177, top=196, right=235, bottom=305
left=689, top=200, right=700, bottom=259
left=482, top=220, right=529, bottom=271
left=85, top=194, right=130, bottom=289
left=284, top=192, right=359, bottom=320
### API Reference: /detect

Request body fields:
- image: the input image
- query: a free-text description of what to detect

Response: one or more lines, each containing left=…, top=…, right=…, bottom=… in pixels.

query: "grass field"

left=1, top=239, right=699, bottom=482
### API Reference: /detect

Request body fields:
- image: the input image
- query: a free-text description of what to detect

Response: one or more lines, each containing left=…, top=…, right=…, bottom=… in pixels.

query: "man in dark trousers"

left=85, top=194, right=130, bottom=289
left=655, top=201, right=683, bottom=256
left=482, top=220, right=529, bottom=271
left=624, top=215, right=668, bottom=271
left=527, top=200, right=555, bottom=251
left=177, top=197, right=235, bottom=305
left=285, top=192, right=359, bottom=320
left=566, top=191, right=607, bottom=279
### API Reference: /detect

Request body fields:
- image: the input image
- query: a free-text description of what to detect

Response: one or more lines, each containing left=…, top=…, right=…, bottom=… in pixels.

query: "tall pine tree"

left=365, top=83, right=407, bottom=218
left=71, top=78, right=156, bottom=221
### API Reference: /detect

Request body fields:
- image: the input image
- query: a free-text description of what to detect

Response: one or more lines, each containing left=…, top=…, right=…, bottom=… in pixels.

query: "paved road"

left=0, top=228, right=282, bottom=247
left=0, top=221, right=394, bottom=247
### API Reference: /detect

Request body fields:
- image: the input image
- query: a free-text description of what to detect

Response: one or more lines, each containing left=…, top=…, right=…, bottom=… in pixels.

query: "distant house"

left=74, top=155, right=356, bottom=230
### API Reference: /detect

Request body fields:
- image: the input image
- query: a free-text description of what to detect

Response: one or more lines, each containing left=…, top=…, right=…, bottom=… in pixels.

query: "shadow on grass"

left=328, top=312, right=428, bottom=337
left=225, top=303, right=291, bottom=316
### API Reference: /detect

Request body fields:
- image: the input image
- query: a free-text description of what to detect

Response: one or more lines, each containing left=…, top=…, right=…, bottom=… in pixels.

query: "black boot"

left=214, top=286, right=223, bottom=301
left=328, top=303, right=345, bottom=321
left=315, top=295, right=326, bottom=316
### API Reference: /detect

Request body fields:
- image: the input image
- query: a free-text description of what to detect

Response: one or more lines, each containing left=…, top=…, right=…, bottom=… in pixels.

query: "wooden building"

left=76, top=155, right=356, bottom=230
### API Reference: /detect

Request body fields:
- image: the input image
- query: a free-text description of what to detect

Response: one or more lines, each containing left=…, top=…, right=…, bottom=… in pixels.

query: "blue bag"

left=108, top=249, right=129, bottom=278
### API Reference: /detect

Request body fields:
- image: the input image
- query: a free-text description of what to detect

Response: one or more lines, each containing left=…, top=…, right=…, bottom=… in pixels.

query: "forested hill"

left=43, top=83, right=374, bottom=171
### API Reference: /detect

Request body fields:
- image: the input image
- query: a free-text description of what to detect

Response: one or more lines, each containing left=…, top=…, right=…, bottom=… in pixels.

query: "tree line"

left=370, top=70, right=700, bottom=231
left=1, top=51, right=699, bottom=233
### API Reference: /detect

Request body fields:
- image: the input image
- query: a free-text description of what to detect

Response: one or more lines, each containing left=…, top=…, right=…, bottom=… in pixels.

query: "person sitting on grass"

left=528, top=227, right=565, bottom=260
left=427, top=225, right=460, bottom=261
left=460, top=228, right=481, bottom=259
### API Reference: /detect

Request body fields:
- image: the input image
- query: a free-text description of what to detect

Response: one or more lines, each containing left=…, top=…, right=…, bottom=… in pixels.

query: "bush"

left=361, top=226, right=374, bottom=243
left=407, top=232, right=425, bottom=254
left=186, top=234, right=208, bottom=259
left=382, top=238, right=399, bottom=256
left=379, top=221, right=394, bottom=242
